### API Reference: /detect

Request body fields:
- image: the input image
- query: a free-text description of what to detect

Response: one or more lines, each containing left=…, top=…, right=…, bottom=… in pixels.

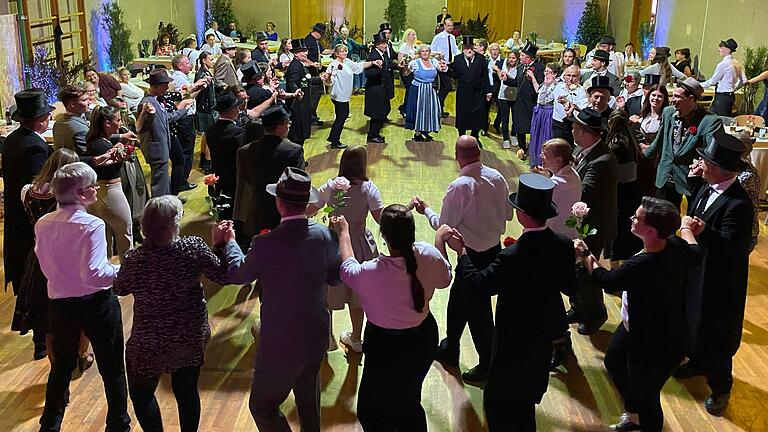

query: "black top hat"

left=592, top=49, right=611, bottom=63
left=652, top=46, right=671, bottom=62
left=508, top=173, right=558, bottom=220
left=255, top=32, right=269, bottom=42
left=372, top=32, right=388, bottom=45
left=642, top=74, right=662, bottom=86
left=216, top=91, right=244, bottom=112
left=291, top=39, right=309, bottom=53
left=266, top=167, right=321, bottom=204
left=567, top=107, right=606, bottom=132
left=599, top=35, right=616, bottom=46
left=12, top=88, right=55, bottom=122
left=520, top=41, right=539, bottom=57
left=312, top=22, right=327, bottom=34
left=720, top=38, right=738, bottom=52
left=587, top=74, right=614, bottom=96
left=144, top=69, right=174, bottom=85
left=461, top=35, right=475, bottom=47
left=696, top=128, right=747, bottom=172
left=240, top=60, right=264, bottom=83
left=379, top=22, right=392, bottom=32
left=261, top=104, right=290, bottom=127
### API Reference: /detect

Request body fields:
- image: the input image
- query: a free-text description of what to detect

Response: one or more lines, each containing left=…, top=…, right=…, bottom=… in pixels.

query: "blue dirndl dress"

left=405, top=59, right=441, bottom=133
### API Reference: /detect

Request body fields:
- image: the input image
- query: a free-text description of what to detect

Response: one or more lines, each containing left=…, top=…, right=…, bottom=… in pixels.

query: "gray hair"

left=141, top=196, right=184, bottom=247
left=418, top=44, right=431, bottom=53
left=51, top=162, right=97, bottom=205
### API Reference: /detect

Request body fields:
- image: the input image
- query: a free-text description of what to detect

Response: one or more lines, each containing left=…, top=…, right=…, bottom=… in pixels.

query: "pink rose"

left=332, top=176, right=351, bottom=191
left=572, top=202, right=590, bottom=218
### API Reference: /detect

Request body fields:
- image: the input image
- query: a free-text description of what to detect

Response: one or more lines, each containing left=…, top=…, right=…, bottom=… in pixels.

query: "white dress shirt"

left=546, top=165, right=582, bottom=238
left=201, top=43, right=222, bottom=56
left=585, top=50, right=623, bottom=76
left=120, top=81, right=144, bottom=110
left=703, top=176, right=738, bottom=212
left=552, top=82, right=588, bottom=122
left=701, top=55, right=747, bottom=93
left=430, top=31, right=459, bottom=62
left=498, top=61, right=518, bottom=101
left=35, top=204, right=119, bottom=299
left=170, top=70, right=196, bottom=115
left=340, top=242, right=452, bottom=329
left=424, top=161, right=513, bottom=251
left=327, top=58, right=365, bottom=102
left=640, top=63, right=685, bottom=81
left=204, top=28, right=227, bottom=42
left=487, top=55, right=501, bottom=85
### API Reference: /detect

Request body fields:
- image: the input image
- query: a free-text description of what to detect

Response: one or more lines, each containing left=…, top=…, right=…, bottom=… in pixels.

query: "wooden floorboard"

left=1, top=88, right=768, bottom=430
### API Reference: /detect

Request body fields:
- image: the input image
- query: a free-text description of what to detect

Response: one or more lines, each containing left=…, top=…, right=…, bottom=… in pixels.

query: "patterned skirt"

left=405, top=81, right=441, bottom=133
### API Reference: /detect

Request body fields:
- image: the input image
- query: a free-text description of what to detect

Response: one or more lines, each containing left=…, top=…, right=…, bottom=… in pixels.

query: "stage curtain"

left=0, top=14, right=23, bottom=112
left=290, top=0, right=364, bottom=40
left=447, top=0, right=523, bottom=45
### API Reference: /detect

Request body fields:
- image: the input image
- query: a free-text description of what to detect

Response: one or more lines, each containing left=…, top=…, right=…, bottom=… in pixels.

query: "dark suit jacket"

left=285, top=59, right=312, bottom=142
left=304, top=33, right=323, bottom=75
left=448, top=53, right=492, bottom=131
left=574, top=141, right=618, bottom=252
left=222, top=218, right=340, bottom=361
left=459, top=228, right=576, bottom=401
left=686, top=180, right=753, bottom=356
left=138, top=95, right=188, bottom=164
left=251, top=48, right=270, bottom=65
left=643, top=106, right=721, bottom=195
left=205, top=119, right=244, bottom=198
left=581, top=69, right=622, bottom=96
left=503, top=60, right=545, bottom=133
left=233, top=134, right=305, bottom=237
left=364, top=48, right=395, bottom=119
left=2, top=127, right=53, bottom=291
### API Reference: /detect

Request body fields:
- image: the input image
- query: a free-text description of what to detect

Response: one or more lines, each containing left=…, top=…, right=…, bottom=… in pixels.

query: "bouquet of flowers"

left=110, top=142, right=136, bottom=163
left=321, top=176, right=350, bottom=222
left=564, top=202, right=597, bottom=239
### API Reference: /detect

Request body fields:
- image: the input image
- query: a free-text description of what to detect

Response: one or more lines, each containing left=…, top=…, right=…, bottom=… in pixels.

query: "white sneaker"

left=502, top=140, right=511, bottom=149
left=339, top=331, right=363, bottom=353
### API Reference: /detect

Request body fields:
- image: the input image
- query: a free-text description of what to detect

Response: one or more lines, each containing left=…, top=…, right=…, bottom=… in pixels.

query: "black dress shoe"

left=413, top=134, right=427, bottom=142
left=329, top=142, right=348, bottom=149
left=78, top=353, right=94, bottom=373
left=566, top=308, right=579, bottom=324
left=368, top=137, right=385, bottom=144
left=673, top=362, right=705, bottom=379
left=178, top=182, right=198, bottom=192
left=434, top=339, right=459, bottom=368
left=577, top=320, right=603, bottom=335
left=423, top=133, right=434, bottom=141
left=441, top=112, right=449, bottom=118
left=461, top=365, right=488, bottom=385
left=705, top=393, right=730, bottom=416
left=550, top=344, right=572, bottom=370
left=33, top=344, right=47, bottom=360
left=312, top=119, right=324, bottom=126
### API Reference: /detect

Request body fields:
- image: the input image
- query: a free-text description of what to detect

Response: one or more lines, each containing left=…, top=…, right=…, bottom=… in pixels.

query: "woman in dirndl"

left=403, top=44, right=447, bottom=142
left=528, top=63, right=560, bottom=167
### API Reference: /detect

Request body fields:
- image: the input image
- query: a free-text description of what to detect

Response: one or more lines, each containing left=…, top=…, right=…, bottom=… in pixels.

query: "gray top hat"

left=678, top=77, right=704, bottom=99
left=266, top=167, right=321, bottom=204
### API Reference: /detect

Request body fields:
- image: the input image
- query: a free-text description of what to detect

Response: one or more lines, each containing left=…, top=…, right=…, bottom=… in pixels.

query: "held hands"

left=629, top=114, right=641, bottom=123
left=177, top=99, right=195, bottom=110
left=295, top=89, right=304, bottom=100
left=681, top=216, right=705, bottom=235
left=374, top=59, right=384, bottom=68
left=329, top=215, right=349, bottom=234
left=446, top=230, right=465, bottom=254
left=436, top=224, right=454, bottom=243
left=639, top=142, right=650, bottom=152
left=499, top=71, right=508, bottom=81
left=530, top=165, right=552, bottom=177
left=212, top=220, right=236, bottom=246
left=688, top=158, right=704, bottom=177
left=408, top=197, right=428, bottom=214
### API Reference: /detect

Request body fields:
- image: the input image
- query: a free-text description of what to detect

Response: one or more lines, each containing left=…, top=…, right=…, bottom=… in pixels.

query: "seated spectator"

left=672, top=48, right=692, bottom=76
left=265, top=21, right=278, bottom=41
left=180, top=37, right=201, bottom=68
left=624, top=42, right=640, bottom=65
left=155, top=33, right=176, bottom=56
left=84, top=66, right=125, bottom=109
left=117, top=67, right=144, bottom=111
left=201, top=33, right=222, bottom=56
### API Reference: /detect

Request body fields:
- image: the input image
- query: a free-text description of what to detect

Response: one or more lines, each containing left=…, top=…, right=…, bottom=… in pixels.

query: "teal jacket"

left=643, top=105, right=722, bottom=196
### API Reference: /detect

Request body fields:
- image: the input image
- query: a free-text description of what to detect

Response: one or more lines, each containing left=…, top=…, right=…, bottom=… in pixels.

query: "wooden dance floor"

left=1, top=89, right=768, bottom=431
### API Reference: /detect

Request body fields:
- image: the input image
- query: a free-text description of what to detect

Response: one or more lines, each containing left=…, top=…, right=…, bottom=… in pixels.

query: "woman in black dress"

left=576, top=197, right=701, bottom=432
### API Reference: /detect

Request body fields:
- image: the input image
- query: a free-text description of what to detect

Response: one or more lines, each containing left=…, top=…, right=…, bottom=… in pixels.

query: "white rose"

left=572, top=202, right=590, bottom=218
left=332, top=176, right=351, bottom=191
left=305, top=73, right=312, bottom=79
left=568, top=83, right=578, bottom=91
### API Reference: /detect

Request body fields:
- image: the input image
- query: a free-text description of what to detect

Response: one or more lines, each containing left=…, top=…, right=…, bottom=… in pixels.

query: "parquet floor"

left=1, top=88, right=768, bottom=431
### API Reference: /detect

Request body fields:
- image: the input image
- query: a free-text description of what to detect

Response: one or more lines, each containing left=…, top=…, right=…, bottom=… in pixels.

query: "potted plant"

left=384, top=0, right=407, bottom=40
left=100, top=1, right=133, bottom=68
left=740, top=46, right=768, bottom=115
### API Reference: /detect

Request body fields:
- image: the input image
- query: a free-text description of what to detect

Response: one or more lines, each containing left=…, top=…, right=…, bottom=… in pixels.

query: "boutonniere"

left=503, top=236, right=517, bottom=247
left=687, top=126, right=698, bottom=135
left=259, top=229, right=271, bottom=235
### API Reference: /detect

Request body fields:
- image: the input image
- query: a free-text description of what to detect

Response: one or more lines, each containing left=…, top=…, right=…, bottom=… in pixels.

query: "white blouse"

left=327, top=58, right=365, bottom=102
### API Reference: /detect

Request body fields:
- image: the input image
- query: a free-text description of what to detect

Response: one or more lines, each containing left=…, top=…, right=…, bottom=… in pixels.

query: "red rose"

left=623, top=75, right=634, bottom=83
left=259, top=229, right=271, bottom=235
left=338, top=63, right=343, bottom=71
left=688, top=126, right=698, bottom=135
left=503, top=236, right=517, bottom=247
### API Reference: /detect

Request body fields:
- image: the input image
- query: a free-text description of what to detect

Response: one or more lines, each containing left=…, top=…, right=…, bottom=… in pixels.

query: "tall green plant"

left=463, top=14, right=496, bottom=42
left=740, top=46, right=768, bottom=115
left=210, top=0, right=238, bottom=30
left=384, top=0, right=407, bottom=39
left=100, top=2, right=133, bottom=69
left=576, top=0, right=605, bottom=49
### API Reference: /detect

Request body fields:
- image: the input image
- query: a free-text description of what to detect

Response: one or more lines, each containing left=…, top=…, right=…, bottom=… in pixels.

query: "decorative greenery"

left=462, top=14, right=496, bottom=43
left=740, top=46, right=768, bottom=115
left=209, top=0, right=238, bottom=30
left=528, top=31, right=538, bottom=44
left=58, top=54, right=96, bottom=87
left=576, top=0, right=606, bottom=49
left=384, top=0, right=407, bottom=39
left=23, top=47, right=60, bottom=104
left=100, top=1, right=133, bottom=69
left=157, top=22, right=181, bottom=47
left=638, top=21, right=654, bottom=61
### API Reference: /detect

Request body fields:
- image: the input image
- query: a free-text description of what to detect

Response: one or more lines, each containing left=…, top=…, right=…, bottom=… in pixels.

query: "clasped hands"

left=212, top=220, right=236, bottom=246
left=681, top=215, right=705, bottom=235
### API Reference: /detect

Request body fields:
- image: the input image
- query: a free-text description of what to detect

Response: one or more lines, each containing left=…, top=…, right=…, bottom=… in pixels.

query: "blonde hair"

left=33, top=148, right=79, bottom=190
left=403, top=28, right=417, bottom=46
left=542, top=138, right=574, bottom=168
left=334, top=44, right=349, bottom=55
left=141, top=196, right=184, bottom=247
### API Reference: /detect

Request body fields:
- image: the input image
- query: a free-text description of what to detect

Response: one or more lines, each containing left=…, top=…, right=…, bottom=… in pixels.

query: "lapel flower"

left=503, top=236, right=517, bottom=247
left=259, top=229, right=271, bottom=235
left=687, top=126, right=698, bottom=135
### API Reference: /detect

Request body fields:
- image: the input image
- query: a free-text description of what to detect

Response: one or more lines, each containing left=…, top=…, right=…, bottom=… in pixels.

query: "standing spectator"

left=307, top=146, right=384, bottom=353
left=215, top=40, right=240, bottom=88
left=700, top=38, right=747, bottom=116
left=487, top=43, right=504, bottom=134
left=411, top=136, right=512, bottom=383
left=744, top=68, right=768, bottom=123
left=113, top=196, right=229, bottom=432
left=430, top=19, right=460, bottom=117
left=180, top=38, right=200, bottom=69
left=551, top=65, right=588, bottom=145
left=618, top=71, right=644, bottom=117
left=675, top=130, right=754, bottom=416
left=364, top=33, right=396, bottom=144
left=402, top=44, right=446, bottom=142
left=330, top=205, right=452, bottom=429
left=448, top=36, right=492, bottom=140
left=285, top=39, right=312, bottom=145
left=528, top=63, right=560, bottom=167
left=568, top=108, right=618, bottom=335
left=496, top=50, right=519, bottom=149
left=216, top=167, right=340, bottom=432
left=576, top=197, right=698, bottom=432
left=251, top=33, right=272, bottom=65
left=501, top=42, right=545, bottom=158
left=304, top=22, right=327, bottom=125
left=278, top=38, right=294, bottom=67
left=84, top=66, right=125, bottom=109
left=558, top=47, right=581, bottom=72
left=35, top=162, right=130, bottom=431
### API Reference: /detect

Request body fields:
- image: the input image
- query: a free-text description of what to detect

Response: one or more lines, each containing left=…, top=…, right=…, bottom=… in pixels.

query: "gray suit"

left=221, top=218, right=340, bottom=432
left=137, top=95, right=187, bottom=196
left=215, top=55, right=239, bottom=88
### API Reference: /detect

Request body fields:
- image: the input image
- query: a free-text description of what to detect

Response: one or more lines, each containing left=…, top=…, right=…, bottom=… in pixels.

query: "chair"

left=734, top=115, right=766, bottom=127
left=575, top=44, right=588, bottom=59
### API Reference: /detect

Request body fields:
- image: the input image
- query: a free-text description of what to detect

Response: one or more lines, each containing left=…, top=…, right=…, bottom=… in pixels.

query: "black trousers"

left=444, top=244, right=500, bottom=370
left=437, top=71, right=452, bottom=112
left=551, top=119, right=574, bottom=146
left=656, top=182, right=690, bottom=211
left=497, top=99, right=515, bottom=140
left=358, top=314, right=437, bottom=432
left=710, top=92, right=735, bottom=117
left=310, top=77, right=323, bottom=121
left=459, top=129, right=480, bottom=139
left=604, top=324, right=682, bottom=432
left=169, top=135, right=186, bottom=195
left=368, top=118, right=385, bottom=140
left=128, top=366, right=201, bottom=432
left=329, top=100, right=349, bottom=144
left=517, top=133, right=528, bottom=151
left=571, top=232, right=608, bottom=326
left=40, top=289, right=130, bottom=432
left=686, top=352, right=734, bottom=396
left=176, top=115, right=196, bottom=182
